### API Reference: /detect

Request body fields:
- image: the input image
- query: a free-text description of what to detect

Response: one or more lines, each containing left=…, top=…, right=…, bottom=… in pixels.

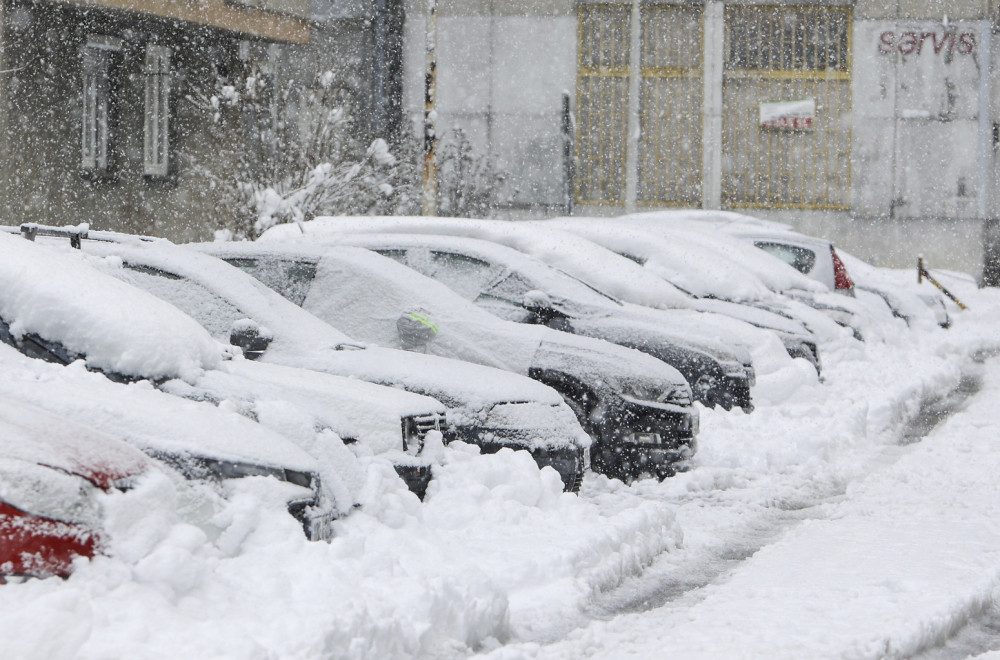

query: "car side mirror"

left=396, top=308, right=438, bottom=352
left=522, top=289, right=573, bottom=332
left=229, top=319, right=272, bottom=360
left=522, top=289, right=554, bottom=314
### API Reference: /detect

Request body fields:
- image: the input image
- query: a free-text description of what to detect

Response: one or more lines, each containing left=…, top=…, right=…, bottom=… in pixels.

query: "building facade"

left=0, top=0, right=311, bottom=241
left=403, top=0, right=999, bottom=271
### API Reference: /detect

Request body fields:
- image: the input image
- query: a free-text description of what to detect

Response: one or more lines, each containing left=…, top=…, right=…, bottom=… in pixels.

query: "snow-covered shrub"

left=435, top=129, right=510, bottom=218
left=186, top=63, right=417, bottom=240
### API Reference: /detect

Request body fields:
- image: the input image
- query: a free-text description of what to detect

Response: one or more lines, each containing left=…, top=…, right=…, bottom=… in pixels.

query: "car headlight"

left=721, top=360, right=748, bottom=378
left=692, top=374, right=718, bottom=401
left=613, top=378, right=692, bottom=406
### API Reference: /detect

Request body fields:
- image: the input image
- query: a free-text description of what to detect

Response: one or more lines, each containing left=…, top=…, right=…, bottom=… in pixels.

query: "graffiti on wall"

left=878, top=31, right=976, bottom=56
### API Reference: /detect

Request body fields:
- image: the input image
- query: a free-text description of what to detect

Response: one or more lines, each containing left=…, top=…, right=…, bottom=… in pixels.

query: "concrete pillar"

left=623, top=0, right=641, bottom=213
left=702, top=0, right=724, bottom=210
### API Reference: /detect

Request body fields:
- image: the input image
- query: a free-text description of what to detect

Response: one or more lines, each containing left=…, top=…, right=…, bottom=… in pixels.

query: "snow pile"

left=0, top=437, right=681, bottom=659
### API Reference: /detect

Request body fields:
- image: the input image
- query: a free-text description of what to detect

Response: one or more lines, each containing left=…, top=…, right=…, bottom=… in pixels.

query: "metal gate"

left=576, top=4, right=703, bottom=206
left=722, top=6, right=851, bottom=209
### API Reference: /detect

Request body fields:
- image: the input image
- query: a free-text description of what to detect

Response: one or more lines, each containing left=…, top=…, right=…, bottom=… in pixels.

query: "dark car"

left=303, top=232, right=757, bottom=412
left=197, top=241, right=699, bottom=481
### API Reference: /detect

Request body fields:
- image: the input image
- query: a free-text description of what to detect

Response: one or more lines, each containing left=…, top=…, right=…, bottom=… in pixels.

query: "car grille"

left=402, top=412, right=449, bottom=451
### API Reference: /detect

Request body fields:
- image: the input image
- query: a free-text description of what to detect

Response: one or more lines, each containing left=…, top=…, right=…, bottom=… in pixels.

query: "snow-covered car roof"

left=621, top=209, right=793, bottom=232
left=84, top=238, right=569, bottom=412
left=592, top=215, right=827, bottom=295
left=219, top=242, right=690, bottom=392
left=0, top=232, right=222, bottom=382
left=301, top=231, right=628, bottom=307
left=259, top=216, right=695, bottom=310
left=535, top=218, right=784, bottom=302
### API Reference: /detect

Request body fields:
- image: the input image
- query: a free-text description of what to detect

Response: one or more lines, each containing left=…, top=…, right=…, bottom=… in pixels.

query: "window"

left=81, top=35, right=121, bottom=176
left=754, top=242, right=817, bottom=275
left=426, top=252, right=498, bottom=300
left=144, top=44, right=172, bottom=178
left=119, top=265, right=245, bottom=339
left=224, top=257, right=318, bottom=307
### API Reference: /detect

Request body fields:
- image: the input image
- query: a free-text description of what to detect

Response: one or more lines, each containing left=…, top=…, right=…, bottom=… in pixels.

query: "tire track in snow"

left=585, top=364, right=984, bottom=623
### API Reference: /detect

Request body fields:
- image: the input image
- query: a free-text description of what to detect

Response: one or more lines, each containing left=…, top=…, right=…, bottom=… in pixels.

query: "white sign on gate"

left=759, top=98, right=816, bottom=129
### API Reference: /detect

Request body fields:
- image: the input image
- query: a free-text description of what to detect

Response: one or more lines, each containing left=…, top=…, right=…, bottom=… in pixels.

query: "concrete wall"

left=399, top=0, right=1000, bottom=274
left=403, top=0, right=576, bottom=210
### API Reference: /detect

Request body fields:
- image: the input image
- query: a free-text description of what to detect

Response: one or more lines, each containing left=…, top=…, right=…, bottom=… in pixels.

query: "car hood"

left=533, top=336, right=691, bottom=399
left=0, top=399, right=151, bottom=489
left=270, top=344, right=565, bottom=412
left=0, top=343, right=320, bottom=476
left=188, top=358, right=446, bottom=455
left=690, top=297, right=813, bottom=338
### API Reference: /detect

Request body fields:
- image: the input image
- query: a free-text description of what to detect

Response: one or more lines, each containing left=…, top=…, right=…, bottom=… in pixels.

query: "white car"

left=50, top=231, right=590, bottom=492
left=201, top=241, right=699, bottom=482
left=0, top=231, right=448, bottom=500
left=261, top=216, right=818, bottom=374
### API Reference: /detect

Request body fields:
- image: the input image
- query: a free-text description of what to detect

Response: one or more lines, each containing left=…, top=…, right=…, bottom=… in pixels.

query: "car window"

left=373, top=248, right=501, bottom=301
left=224, top=257, right=318, bottom=307
left=427, top=251, right=500, bottom=299
left=370, top=248, right=408, bottom=263
left=481, top=271, right=536, bottom=304
left=755, top=242, right=817, bottom=275
left=0, top=317, right=77, bottom=366
left=117, top=265, right=246, bottom=339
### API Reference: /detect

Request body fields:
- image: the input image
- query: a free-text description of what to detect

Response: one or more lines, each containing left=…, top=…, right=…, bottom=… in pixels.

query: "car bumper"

left=449, top=425, right=587, bottom=493
left=592, top=397, right=698, bottom=481
left=287, top=498, right=338, bottom=541
left=394, top=464, right=434, bottom=500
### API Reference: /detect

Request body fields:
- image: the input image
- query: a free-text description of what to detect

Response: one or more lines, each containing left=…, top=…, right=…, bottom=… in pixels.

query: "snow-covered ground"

left=4, top=268, right=1000, bottom=659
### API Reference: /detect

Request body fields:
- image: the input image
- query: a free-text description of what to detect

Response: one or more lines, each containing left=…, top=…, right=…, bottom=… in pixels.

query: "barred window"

left=143, top=44, right=172, bottom=178
left=726, top=7, right=849, bottom=72
left=81, top=35, right=121, bottom=176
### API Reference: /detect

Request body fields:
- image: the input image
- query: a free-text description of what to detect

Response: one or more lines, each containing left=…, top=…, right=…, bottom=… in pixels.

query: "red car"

left=0, top=402, right=151, bottom=580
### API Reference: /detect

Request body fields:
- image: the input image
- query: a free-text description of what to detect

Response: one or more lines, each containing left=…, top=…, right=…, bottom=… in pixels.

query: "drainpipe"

left=421, top=0, right=438, bottom=216
left=976, top=20, right=991, bottom=221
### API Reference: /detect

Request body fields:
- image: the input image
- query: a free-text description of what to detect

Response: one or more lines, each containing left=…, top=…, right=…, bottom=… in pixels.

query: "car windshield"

left=116, top=265, right=249, bottom=340
left=755, top=242, right=817, bottom=275
left=224, top=257, right=319, bottom=307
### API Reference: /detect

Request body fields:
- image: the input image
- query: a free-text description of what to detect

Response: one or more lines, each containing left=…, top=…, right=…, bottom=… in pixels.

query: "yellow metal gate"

left=722, top=6, right=851, bottom=209
left=576, top=4, right=703, bottom=206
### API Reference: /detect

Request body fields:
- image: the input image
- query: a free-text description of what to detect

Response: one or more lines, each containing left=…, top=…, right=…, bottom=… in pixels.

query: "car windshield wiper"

left=333, top=342, right=366, bottom=351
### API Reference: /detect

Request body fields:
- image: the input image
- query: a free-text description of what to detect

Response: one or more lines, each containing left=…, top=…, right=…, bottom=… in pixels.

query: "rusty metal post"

left=421, top=0, right=438, bottom=216
left=561, top=92, right=574, bottom=215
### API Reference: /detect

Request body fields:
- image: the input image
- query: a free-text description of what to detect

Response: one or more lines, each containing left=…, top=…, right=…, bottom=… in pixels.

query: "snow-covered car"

left=198, top=241, right=699, bottom=482
left=41, top=231, right=590, bottom=493
left=0, top=399, right=153, bottom=579
left=261, top=216, right=817, bottom=376
left=0, top=341, right=339, bottom=541
left=298, top=231, right=756, bottom=411
left=610, top=211, right=874, bottom=338
left=0, top=231, right=448, bottom=500
left=678, top=216, right=951, bottom=329
left=530, top=218, right=837, bottom=360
